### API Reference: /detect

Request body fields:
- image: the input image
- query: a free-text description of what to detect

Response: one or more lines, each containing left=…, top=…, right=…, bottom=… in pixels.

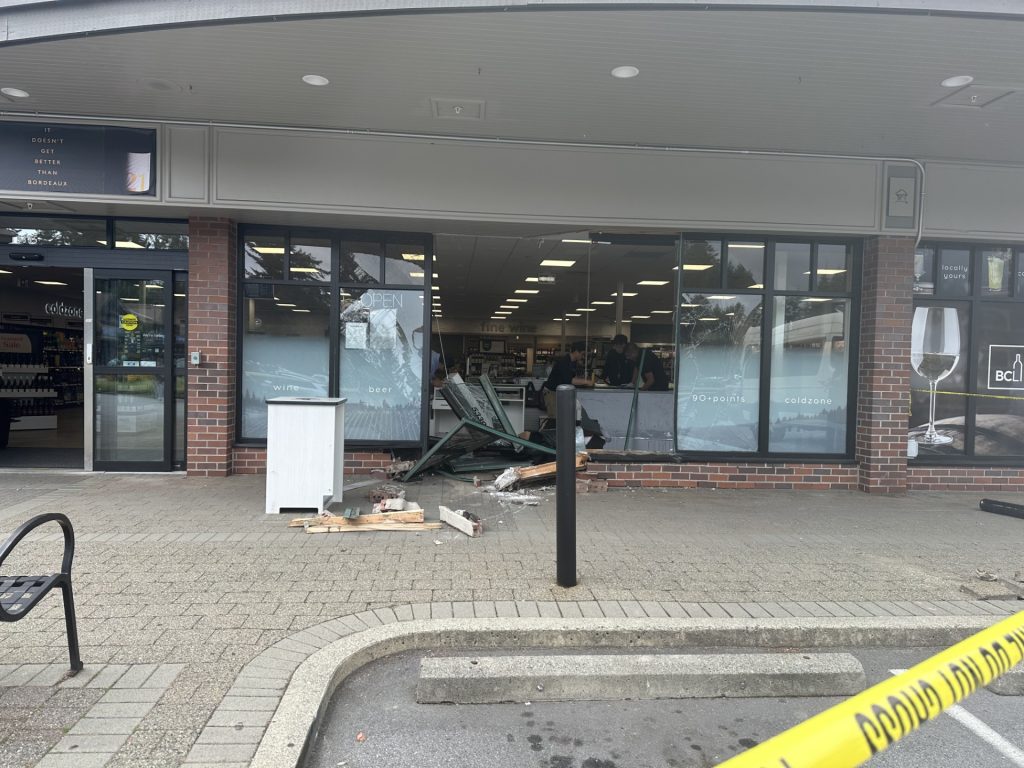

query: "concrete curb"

left=245, top=614, right=1001, bottom=768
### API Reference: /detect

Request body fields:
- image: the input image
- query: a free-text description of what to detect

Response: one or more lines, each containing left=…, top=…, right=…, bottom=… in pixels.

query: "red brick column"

left=856, top=236, right=915, bottom=493
left=186, top=217, right=237, bottom=477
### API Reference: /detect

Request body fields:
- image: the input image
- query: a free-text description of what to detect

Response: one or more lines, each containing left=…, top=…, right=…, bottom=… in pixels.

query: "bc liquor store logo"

left=987, top=345, right=1024, bottom=390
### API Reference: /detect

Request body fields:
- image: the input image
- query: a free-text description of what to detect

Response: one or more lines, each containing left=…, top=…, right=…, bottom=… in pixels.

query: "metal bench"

left=0, top=513, right=83, bottom=674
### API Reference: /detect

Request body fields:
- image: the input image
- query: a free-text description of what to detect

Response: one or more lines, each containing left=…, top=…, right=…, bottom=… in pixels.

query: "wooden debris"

left=493, top=453, right=588, bottom=491
left=304, top=522, right=442, bottom=534
left=288, top=508, right=425, bottom=527
left=439, top=505, right=482, bottom=538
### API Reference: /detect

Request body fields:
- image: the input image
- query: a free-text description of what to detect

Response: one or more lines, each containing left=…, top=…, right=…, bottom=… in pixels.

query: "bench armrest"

left=0, top=513, right=75, bottom=576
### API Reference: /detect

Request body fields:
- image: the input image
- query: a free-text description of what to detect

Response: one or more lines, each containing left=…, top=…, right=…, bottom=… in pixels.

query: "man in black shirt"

left=542, top=340, right=593, bottom=417
left=602, top=334, right=634, bottom=386
left=625, top=343, right=669, bottom=391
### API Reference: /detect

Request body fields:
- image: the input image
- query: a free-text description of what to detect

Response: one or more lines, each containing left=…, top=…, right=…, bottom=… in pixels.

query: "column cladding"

left=186, top=217, right=237, bottom=477
left=856, top=236, right=915, bottom=493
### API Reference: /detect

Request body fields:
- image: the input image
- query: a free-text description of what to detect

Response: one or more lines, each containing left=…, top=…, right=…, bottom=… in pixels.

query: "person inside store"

left=603, top=334, right=634, bottom=386
left=430, top=356, right=463, bottom=390
left=541, top=340, right=594, bottom=417
left=625, top=343, right=669, bottom=391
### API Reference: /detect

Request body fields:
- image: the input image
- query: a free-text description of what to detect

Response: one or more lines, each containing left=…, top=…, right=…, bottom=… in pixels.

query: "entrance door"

left=92, top=271, right=176, bottom=471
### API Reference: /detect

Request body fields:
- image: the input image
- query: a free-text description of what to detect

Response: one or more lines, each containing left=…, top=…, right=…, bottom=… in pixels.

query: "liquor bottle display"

left=0, top=325, right=83, bottom=432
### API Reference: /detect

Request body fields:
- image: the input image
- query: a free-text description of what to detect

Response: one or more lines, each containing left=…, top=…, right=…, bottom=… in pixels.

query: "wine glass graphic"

left=910, top=307, right=960, bottom=445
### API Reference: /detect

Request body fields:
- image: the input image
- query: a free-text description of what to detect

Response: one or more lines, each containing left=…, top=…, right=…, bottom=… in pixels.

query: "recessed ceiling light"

left=622, top=320, right=632, bottom=324
left=682, top=265, right=714, bottom=271
left=611, top=291, right=638, bottom=297
left=0, top=269, right=12, bottom=274
left=500, top=305, right=518, bottom=309
left=409, top=271, right=424, bottom=278
left=630, top=315, right=650, bottom=319
left=292, top=308, right=311, bottom=313
left=561, top=239, right=592, bottom=244
left=637, top=280, right=669, bottom=286
left=490, top=316, right=504, bottom=320
left=115, top=241, right=145, bottom=249
left=698, top=317, right=718, bottom=322
left=277, top=303, right=297, bottom=307
left=121, top=297, right=139, bottom=302
left=302, top=74, right=330, bottom=87
left=565, top=313, right=581, bottom=317
left=651, top=310, right=673, bottom=314
left=402, top=253, right=425, bottom=262
left=289, top=267, right=321, bottom=273
left=941, top=75, right=974, bottom=88
left=801, top=298, right=832, bottom=303
left=144, top=283, right=163, bottom=289
left=515, top=289, right=539, bottom=294
left=728, top=243, right=765, bottom=249
left=525, top=277, right=540, bottom=282
left=540, top=259, right=576, bottom=267
left=34, top=280, right=68, bottom=286
left=1, top=87, right=30, bottom=99
left=174, top=293, right=186, bottom=297
left=431, top=285, right=440, bottom=291
left=253, top=246, right=285, bottom=255
left=707, top=295, right=736, bottom=300
left=575, top=308, right=596, bottom=312
left=494, top=311, right=511, bottom=315
left=680, top=303, right=699, bottom=308
left=611, top=66, right=640, bottom=80
left=591, top=301, right=614, bottom=305
left=507, top=298, right=528, bottom=303
left=552, top=318, right=565, bottom=321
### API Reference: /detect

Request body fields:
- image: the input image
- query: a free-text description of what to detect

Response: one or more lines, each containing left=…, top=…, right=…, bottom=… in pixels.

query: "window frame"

left=675, top=235, right=861, bottom=461
left=236, top=224, right=433, bottom=448
left=911, top=242, right=1024, bottom=466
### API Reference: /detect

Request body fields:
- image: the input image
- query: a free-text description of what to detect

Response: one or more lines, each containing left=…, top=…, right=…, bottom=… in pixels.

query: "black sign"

left=0, top=121, right=157, bottom=196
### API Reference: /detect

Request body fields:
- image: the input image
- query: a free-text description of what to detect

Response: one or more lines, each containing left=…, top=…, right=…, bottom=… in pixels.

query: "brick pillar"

left=856, top=236, right=915, bottom=493
left=186, top=217, right=237, bottom=477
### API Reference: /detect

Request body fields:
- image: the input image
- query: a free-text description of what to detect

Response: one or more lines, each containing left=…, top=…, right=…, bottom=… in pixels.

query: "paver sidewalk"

left=0, top=470, right=1022, bottom=766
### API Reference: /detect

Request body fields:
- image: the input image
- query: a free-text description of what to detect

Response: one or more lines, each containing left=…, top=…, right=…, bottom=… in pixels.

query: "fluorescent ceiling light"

left=816, top=269, right=847, bottom=275
left=611, top=66, right=640, bottom=79
left=302, top=74, right=330, bottom=86
left=561, top=239, right=592, bottom=244
left=630, top=315, right=650, bottom=320
left=729, top=243, right=765, bottom=249
left=941, top=75, right=973, bottom=88
left=1, top=87, right=30, bottom=98
left=552, top=318, right=565, bottom=321
left=801, top=298, right=832, bottom=303
left=431, top=285, right=440, bottom=291
left=402, top=253, right=425, bottom=262
left=173, top=293, right=186, bottom=298
left=565, top=313, right=581, bottom=317
left=515, top=289, right=539, bottom=294
left=622, top=319, right=632, bottom=323
left=433, top=273, right=439, bottom=278
left=591, top=301, right=613, bottom=305
left=490, top=316, right=504, bottom=320
left=277, top=303, right=297, bottom=307
left=707, top=295, right=736, bottom=300
left=725, top=312, right=735, bottom=316
left=115, top=241, right=144, bottom=249
left=340, top=292, right=351, bottom=297
left=253, top=246, right=285, bottom=254
left=748, top=284, right=764, bottom=289
left=637, top=280, right=669, bottom=286
left=500, top=305, right=518, bottom=310
left=409, top=271, right=424, bottom=278
left=292, top=309, right=311, bottom=313
left=525, top=277, right=540, bottom=282
left=34, top=280, right=68, bottom=286
left=540, top=259, right=576, bottom=267
left=494, top=311, right=511, bottom=315
left=698, top=317, right=718, bottom=321
left=611, top=291, right=638, bottom=297
left=575, top=308, right=596, bottom=312
left=121, top=297, right=139, bottom=302
left=680, top=303, right=699, bottom=308
left=144, top=283, right=163, bottom=289
left=651, top=310, right=673, bottom=314
left=152, top=304, right=165, bottom=308
left=507, top=298, right=528, bottom=303
left=289, top=267, right=321, bottom=274
left=0, top=269, right=11, bottom=274
left=682, top=264, right=714, bottom=271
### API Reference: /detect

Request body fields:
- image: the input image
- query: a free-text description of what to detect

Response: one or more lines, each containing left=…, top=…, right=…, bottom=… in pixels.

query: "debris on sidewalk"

left=377, top=460, right=415, bottom=480
left=492, top=453, right=588, bottom=491
left=369, top=484, right=405, bottom=504
left=979, top=498, right=1024, bottom=520
left=439, top=505, right=483, bottom=537
left=289, top=496, right=441, bottom=533
left=575, top=472, right=609, bottom=494
left=485, top=491, right=542, bottom=505
left=960, top=567, right=1023, bottom=600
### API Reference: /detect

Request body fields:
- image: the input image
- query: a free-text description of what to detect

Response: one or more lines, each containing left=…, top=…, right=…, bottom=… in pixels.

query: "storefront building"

left=2, top=0, right=1024, bottom=492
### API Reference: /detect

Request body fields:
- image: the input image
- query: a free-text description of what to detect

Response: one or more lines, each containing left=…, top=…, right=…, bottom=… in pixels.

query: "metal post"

left=555, top=384, right=577, bottom=587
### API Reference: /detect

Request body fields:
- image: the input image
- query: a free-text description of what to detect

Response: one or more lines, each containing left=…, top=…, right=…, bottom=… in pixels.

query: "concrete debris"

left=492, top=453, right=588, bottom=491
left=486, top=491, right=542, bottom=505
left=368, top=484, right=406, bottom=504
left=976, top=568, right=998, bottom=582
left=439, top=505, right=482, bottom=538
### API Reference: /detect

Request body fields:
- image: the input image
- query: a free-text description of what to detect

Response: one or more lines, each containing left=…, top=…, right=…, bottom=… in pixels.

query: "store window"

left=677, top=239, right=856, bottom=456
left=114, top=220, right=189, bottom=250
left=911, top=245, right=1024, bottom=461
left=238, top=228, right=431, bottom=443
left=0, top=216, right=107, bottom=247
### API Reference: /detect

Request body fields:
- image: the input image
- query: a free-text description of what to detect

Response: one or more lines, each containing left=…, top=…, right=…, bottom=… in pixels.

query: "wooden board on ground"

left=304, top=521, right=442, bottom=534
left=517, top=452, right=587, bottom=481
left=439, top=505, right=482, bottom=538
left=289, top=508, right=425, bottom=527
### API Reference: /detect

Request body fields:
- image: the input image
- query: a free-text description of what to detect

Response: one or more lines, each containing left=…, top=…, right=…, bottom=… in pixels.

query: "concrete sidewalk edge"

left=228, top=613, right=1006, bottom=768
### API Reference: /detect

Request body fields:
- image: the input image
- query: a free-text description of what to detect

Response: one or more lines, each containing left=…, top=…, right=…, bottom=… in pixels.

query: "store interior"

left=429, top=235, right=679, bottom=447
left=0, top=265, right=85, bottom=468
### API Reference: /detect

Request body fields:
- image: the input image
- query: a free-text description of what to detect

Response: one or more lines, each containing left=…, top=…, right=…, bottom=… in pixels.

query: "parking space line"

left=891, top=668, right=1024, bottom=767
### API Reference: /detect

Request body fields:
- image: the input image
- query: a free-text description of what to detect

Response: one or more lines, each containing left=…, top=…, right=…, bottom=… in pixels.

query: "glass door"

left=92, top=271, right=174, bottom=471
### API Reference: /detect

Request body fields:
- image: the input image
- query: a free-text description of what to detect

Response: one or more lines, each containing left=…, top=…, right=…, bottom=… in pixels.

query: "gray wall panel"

left=213, top=129, right=882, bottom=233
left=165, top=125, right=209, bottom=203
left=923, top=162, right=1024, bottom=241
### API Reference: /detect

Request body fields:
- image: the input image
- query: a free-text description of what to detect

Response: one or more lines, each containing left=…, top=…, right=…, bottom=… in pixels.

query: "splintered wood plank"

left=516, top=453, right=587, bottom=480
left=304, top=521, right=442, bottom=534
left=439, top=506, right=482, bottom=538
left=289, top=509, right=425, bottom=527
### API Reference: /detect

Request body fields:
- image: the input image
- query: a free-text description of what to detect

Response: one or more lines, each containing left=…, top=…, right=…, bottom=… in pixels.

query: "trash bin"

left=264, top=397, right=346, bottom=515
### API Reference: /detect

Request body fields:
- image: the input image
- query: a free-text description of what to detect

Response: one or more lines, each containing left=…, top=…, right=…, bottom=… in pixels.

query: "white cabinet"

left=265, top=397, right=346, bottom=515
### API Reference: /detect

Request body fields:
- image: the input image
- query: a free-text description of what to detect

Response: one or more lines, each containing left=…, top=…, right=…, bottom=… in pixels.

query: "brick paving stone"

left=596, top=600, right=626, bottom=618
left=678, top=603, right=711, bottom=618
left=700, top=603, right=730, bottom=619
left=776, top=602, right=813, bottom=618
left=835, top=601, right=874, bottom=618
left=473, top=601, right=497, bottom=618
left=69, top=716, right=144, bottom=735
left=52, top=732, right=131, bottom=752
left=720, top=603, right=753, bottom=618
left=34, top=753, right=113, bottom=768
left=185, top=742, right=258, bottom=763
left=515, top=601, right=540, bottom=618
left=86, top=665, right=130, bottom=689
left=537, top=602, right=561, bottom=618
left=113, top=663, right=159, bottom=688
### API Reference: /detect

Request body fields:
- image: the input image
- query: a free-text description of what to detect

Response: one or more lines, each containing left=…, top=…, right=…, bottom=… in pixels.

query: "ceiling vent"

left=933, top=85, right=1016, bottom=108
left=431, top=98, right=485, bottom=120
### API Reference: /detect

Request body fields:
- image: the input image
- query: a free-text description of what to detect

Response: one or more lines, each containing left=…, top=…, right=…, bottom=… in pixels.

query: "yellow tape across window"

left=718, top=611, right=1024, bottom=768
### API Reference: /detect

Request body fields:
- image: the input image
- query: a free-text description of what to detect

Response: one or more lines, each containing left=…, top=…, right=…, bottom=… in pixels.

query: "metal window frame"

left=236, top=224, right=433, bottom=450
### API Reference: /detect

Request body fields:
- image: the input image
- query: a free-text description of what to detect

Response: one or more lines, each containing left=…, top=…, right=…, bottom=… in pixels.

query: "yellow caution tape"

left=718, top=611, right=1024, bottom=768
left=912, top=388, right=1024, bottom=402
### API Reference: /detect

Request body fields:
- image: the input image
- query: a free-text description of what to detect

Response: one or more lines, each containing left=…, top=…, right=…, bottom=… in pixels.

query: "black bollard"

left=555, top=384, right=577, bottom=587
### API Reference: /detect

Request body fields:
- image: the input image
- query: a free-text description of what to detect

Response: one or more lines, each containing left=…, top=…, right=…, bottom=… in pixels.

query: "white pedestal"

left=265, top=397, right=346, bottom=515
